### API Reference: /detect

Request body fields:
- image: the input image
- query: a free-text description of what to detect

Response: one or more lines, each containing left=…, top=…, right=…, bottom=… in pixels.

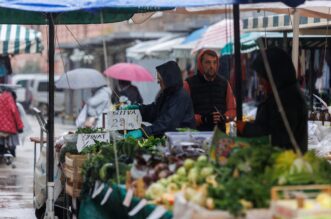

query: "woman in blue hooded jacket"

left=125, top=61, right=195, bottom=138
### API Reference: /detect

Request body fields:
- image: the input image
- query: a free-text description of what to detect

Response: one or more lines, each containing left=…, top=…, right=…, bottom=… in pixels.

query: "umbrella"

left=104, top=63, right=153, bottom=82
left=192, top=19, right=242, bottom=53
left=56, top=68, right=107, bottom=89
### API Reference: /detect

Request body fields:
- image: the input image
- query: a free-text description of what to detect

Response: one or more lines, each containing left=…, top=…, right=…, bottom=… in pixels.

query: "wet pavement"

left=0, top=115, right=75, bottom=219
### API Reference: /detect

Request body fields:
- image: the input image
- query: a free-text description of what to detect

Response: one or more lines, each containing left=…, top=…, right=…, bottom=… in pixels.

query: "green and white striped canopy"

left=0, top=24, right=43, bottom=56
left=243, top=14, right=330, bottom=32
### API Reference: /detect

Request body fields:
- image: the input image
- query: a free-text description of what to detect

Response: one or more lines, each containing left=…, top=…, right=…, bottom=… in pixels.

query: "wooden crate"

left=66, top=180, right=82, bottom=198
left=65, top=153, right=87, bottom=168
left=271, top=185, right=331, bottom=219
left=64, top=166, right=83, bottom=182
left=64, top=153, right=87, bottom=197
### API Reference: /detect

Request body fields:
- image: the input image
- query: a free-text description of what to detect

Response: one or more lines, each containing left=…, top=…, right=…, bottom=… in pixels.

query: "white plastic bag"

left=34, top=145, right=63, bottom=209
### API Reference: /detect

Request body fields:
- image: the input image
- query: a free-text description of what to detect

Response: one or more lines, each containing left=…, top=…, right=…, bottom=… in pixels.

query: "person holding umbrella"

left=111, top=80, right=143, bottom=105
left=124, top=60, right=195, bottom=139
left=55, top=68, right=112, bottom=128
left=105, top=63, right=153, bottom=105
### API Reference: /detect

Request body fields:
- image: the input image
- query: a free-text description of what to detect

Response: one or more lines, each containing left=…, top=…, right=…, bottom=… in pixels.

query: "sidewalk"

left=0, top=115, right=75, bottom=219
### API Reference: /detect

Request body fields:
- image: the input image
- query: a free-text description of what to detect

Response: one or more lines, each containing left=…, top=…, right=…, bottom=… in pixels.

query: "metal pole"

left=309, top=49, right=314, bottom=111
left=233, top=4, right=242, bottom=121
left=44, top=13, right=57, bottom=219
left=47, top=13, right=55, bottom=183
left=292, top=9, right=300, bottom=77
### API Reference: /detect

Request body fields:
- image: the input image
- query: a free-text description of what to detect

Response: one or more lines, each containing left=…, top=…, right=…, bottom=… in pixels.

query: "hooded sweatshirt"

left=241, top=47, right=308, bottom=153
left=140, top=61, right=195, bottom=136
left=184, top=49, right=236, bottom=131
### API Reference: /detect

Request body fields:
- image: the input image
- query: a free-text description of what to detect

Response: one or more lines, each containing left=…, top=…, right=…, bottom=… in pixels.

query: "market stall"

left=57, top=122, right=331, bottom=219
left=1, top=0, right=322, bottom=218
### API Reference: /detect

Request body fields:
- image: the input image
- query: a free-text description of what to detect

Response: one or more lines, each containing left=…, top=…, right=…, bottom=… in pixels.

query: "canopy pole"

left=47, top=13, right=55, bottom=183
left=44, top=13, right=56, bottom=219
left=233, top=4, right=242, bottom=121
left=292, top=9, right=300, bottom=77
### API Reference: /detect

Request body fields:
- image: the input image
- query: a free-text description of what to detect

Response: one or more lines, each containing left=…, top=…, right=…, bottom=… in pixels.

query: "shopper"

left=125, top=61, right=195, bottom=139
left=184, top=49, right=236, bottom=132
left=76, top=85, right=112, bottom=128
left=237, top=47, right=308, bottom=153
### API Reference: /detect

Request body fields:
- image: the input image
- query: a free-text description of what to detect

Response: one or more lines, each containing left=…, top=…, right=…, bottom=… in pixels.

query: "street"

left=0, top=115, right=75, bottom=219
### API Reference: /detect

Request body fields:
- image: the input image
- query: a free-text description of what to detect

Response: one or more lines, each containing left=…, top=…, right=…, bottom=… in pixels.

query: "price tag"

left=128, top=199, right=148, bottom=216
left=123, top=188, right=134, bottom=207
left=92, top=182, right=105, bottom=199
left=108, top=110, right=142, bottom=131
left=77, top=132, right=110, bottom=152
left=100, top=187, right=113, bottom=205
left=146, top=206, right=167, bottom=219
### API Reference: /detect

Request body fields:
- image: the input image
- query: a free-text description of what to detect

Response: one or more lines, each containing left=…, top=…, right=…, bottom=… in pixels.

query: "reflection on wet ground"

left=0, top=152, right=35, bottom=218
left=0, top=116, right=76, bottom=218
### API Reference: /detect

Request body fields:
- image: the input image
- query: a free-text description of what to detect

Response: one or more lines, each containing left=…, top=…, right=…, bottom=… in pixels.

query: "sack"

left=76, top=105, right=88, bottom=127
left=84, top=117, right=96, bottom=128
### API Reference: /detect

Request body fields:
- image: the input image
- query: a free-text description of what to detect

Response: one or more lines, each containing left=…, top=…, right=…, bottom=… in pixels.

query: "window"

left=37, top=82, right=48, bottom=92
left=16, top=80, right=27, bottom=87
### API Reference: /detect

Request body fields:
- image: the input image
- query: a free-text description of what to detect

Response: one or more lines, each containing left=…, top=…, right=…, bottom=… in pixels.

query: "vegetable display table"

left=79, top=184, right=173, bottom=219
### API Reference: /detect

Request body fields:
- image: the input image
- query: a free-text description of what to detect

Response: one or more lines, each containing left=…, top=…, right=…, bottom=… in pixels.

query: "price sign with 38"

left=108, top=110, right=142, bottom=131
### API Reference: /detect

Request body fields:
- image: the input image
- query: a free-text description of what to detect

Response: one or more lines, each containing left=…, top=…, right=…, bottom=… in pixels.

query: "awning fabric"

left=221, top=32, right=331, bottom=55
left=243, top=14, right=330, bottom=32
left=0, top=0, right=305, bottom=24
left=0, top=24, right=43, bottom=55
left=172, top=1, right=331, bottom=19
left=126, top=35, right=184, bottom=60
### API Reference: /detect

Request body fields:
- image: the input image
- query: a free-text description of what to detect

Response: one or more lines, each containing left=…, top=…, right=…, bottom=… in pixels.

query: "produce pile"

left=59, top=128, right=331, bottom=217
left=145, top=143, right=331, bottom=216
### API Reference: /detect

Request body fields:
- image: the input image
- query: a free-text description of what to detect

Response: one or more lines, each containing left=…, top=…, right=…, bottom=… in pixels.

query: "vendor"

left=125, top=60, right=195, bottom=139
left=236, top=47, right=308, bottom=153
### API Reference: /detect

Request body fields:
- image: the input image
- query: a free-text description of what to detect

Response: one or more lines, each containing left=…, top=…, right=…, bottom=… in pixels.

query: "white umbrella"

left=55, top=68, right=107, bottom=89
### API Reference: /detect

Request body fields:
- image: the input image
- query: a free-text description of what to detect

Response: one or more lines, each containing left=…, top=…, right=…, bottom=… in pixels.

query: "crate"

left=64, top=153, right=87, bottom=197
left=271, top=185, right=331, bottom=219
left=66, top=180, right=82, bottom=198
left=65, top=153, right=87, bottom=168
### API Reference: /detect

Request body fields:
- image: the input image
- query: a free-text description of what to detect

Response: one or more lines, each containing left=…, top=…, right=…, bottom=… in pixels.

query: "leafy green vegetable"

left=76, top=127, right=104, bottom=134
left=59, top=143, right=78, bottom=163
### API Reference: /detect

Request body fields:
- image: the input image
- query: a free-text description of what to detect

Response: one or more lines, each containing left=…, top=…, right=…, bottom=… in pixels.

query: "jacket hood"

left=252, top=47, right=297, bottom=89
left=156, top=60, right=183, bottom=89
left=197, top=49, right=219, bottom=75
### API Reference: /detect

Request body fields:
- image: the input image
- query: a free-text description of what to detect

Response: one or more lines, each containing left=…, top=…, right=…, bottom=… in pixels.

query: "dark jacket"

left=242, top=84, right=308, bottom=153
left=140, top=61, right=195, bottom=136
left=241, top=47, right=308, bottom=153
left=112, top=85, right=143, bottom=104
left=186, top=73, right=228, bottom=131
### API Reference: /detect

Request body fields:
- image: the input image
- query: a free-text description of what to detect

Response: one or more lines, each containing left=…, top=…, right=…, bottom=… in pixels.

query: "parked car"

left=10, top=74, right=38, bottom=110
left=27, top=75, right=65, bottom=115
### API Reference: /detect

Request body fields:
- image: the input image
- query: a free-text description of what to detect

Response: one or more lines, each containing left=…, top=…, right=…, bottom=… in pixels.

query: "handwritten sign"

left=77, top=132, right=110, bottom=152
left=108, top=110, right=142, bottom=131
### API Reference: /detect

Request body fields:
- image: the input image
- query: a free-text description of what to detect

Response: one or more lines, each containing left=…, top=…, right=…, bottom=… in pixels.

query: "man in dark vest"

left=184, top=49, right=236, bottom=131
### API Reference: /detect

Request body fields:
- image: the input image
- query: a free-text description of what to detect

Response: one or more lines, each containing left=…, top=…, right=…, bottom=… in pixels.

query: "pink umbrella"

left=104, top=63, right=154, bottom=82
